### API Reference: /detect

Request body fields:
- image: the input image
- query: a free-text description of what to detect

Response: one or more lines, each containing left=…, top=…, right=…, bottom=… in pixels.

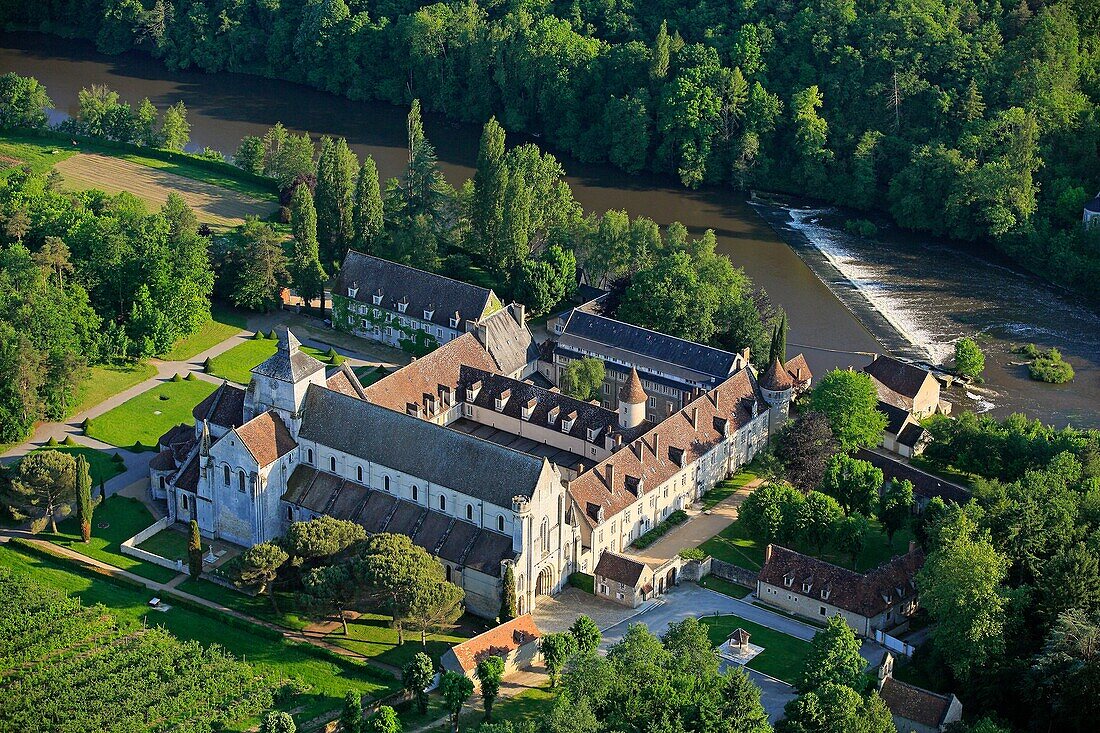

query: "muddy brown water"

left=3, top=31, right=1096, bottom=427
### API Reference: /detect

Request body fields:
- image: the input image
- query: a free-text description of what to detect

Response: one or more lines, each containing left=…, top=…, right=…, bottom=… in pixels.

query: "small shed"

left=440, top=614, right=542, bottom=689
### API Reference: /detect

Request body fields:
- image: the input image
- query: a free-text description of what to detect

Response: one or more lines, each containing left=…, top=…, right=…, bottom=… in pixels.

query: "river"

left=2, top=31, right=1097, bottom=428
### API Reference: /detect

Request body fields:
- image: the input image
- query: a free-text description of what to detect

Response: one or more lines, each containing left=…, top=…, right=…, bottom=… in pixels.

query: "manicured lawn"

left=207, top=337, right=332, bottom=384
left=324, top=612, right=476, bottom=668
left=29, top=444, right=124, bottom=485
left=698, top=575, right=752, bottom=599
left=0, top=134, right=77, bottom=176
left=699, top=614, right=813, bottom=684
left=0, top=543, right=398, bottom=727
left=71, top=361, right=158, bottom=416
left=136, top=526, right=207, bottom=561
left=161, top=305, right=249, bottom=361
left=47, top=495, right=179, bottom=583
left=700, top=470, right=757, bottom=510
left=85, top=378, right=218, bottom=450
left=177, top=576, right=311, bottom=631
left=447, top=683, right=557, bottom=733
left=699, top=517, right=915, bottom=573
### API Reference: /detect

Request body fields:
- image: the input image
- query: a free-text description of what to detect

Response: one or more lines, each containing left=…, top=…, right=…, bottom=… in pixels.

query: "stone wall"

left=120, top=517, right=185, bottom=573
left=709, top=558, right=757, bottom=589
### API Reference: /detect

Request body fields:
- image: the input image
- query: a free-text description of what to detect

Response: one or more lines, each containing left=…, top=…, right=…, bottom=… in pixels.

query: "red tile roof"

left=619, top=368, right=647, bottom=404
left=784, top=354, right=812, bottom=386
left=234, top=411, right=296, bottom=467
left=568, top=368, right=762, bottom=528
left=363, top=333, right=497, bottom=415
left=448, top=614, right=541, bottom=673
left=758, top=544, right=925, bottom=618
left=760, top=357, right=796, bottom=391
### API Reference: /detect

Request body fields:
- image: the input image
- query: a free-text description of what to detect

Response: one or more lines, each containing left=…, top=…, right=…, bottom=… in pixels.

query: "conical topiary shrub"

left=112, top=452, right=124, bottom=463
left=185, top=372, right=197, bottom=381
left=63, top=436, right=77, bottom=446
left=253, top=331, right=265, bottom=340
left=331, top=354, right=346, bottom=366
left=268, top=329, right=278, bottom=340
left=171, top=373, right=183, bottom=382
left=203, top=357, right=212, bottom=373
left=327, top=347, right=339, bottom=362
left=81, top=418, right=90, bottom=432
left=46, top=436, right=59, bottom=447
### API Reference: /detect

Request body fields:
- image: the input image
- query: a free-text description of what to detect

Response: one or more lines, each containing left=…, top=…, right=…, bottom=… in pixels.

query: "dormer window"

left=397, top=298, right=408, bottom=314
left=561, top=411, right=577, bottom=433
left=424, top=306, right=434, bottom=321
left=347, top=283, right=359, bottom=298
left=467, top=381, right=482, bottom=403
left=547, top=405, right=560, bottom=425
left=450, top=312, right=460, bottom=328
left=586, top=426, right=600, bottom=442
left=802, top=581, right=813, bottom=593
left=372, top=289, right=383, bottom=306
left=495, top=389, right=511, bottom=412
left=624, top=475, right=643, bottom=496
left=521, top=398, right=536, bottom=421
left=783, top=573, right=794, bottom=588
left=820, top=588, right=831, bottom=601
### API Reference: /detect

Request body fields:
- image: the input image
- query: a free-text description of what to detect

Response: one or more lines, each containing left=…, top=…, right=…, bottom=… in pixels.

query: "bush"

left=568, top=572, right=595, bottom=594
left=1029, top=349, right=1075, bottom=383
left=844, top=218, right=878, bottom=238
left=185, top=372, right=198, bottom=381
left=632, top=510, right=689, bottom=549
left=679, top=548, right=706, bottom=561
left=62, top=436, right=77, bottom=446
left=268, top=329, right=278, bottom=340
left=253, top=331, right=265, bottom=340
left=45, top=436, right=59, bottom=446
left=171, top=373, right=183, bottom=382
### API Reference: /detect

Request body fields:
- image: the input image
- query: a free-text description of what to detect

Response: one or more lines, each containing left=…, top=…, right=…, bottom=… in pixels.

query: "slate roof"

left=879, top=400, right=911, bottom=436
left=594, top=551, right=647, bottom=586
left=252, top=328, right=325, bottom=383
left=758, top=544, right=925, bottom=618
left=283, top=465, right=518, bottom=577
left=192, top=382, right=246, bottom=429
left=864, top=355, right=933, bottom=401
left=363, top=332, right=498, bottom=416
left=333, top=250, right=498, bottom=331
left=158, top=423, right=193, bottom=450
left=445, top=615, right=541, bottom=673
left=234, top=411, right=297, bottom=467
left=568, top=369, right=762, bottom=528
left=149, top=449, right=177, bottom=471
left=558, top=310, right=741, bottom=382
left=879, top=677, right=954, bottom=728
left=856, top=449, right=971, bottom=504
left=476, top=305, right=539, bottom=376
left=173, top=450, right=200, bottom=492
left=457, top=366, right=648, bottom=446
left=897, top=423, right=927, bottom=448
left=299, top=384, right=548, bottom=507
left=1085, top=192, right=1100, bottom=214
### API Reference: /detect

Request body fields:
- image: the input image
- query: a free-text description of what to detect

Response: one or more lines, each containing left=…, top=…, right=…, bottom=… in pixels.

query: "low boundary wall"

left=120, top=517, right=185, bottom=573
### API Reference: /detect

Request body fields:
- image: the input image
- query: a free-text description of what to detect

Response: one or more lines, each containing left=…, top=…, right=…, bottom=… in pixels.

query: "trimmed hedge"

left=632, top=510, right=689, bottom=549
left=568, top=571, right=595, bottom=594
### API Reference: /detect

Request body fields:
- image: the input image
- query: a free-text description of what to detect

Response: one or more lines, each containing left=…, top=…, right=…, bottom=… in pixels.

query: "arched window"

left=445, top=565, right=452, bottom=582
left=497, top=515, right=505, bottom=532
left=541, top=517, right=550, bottom=554
left=466, top=504, right=473, bottom=521
left=223, top=465, right=230, bottom=485
left=286, top=505, right=293, bottom=521
left=238, top=470, right=246, bottom=492
left=411, top=485, right=418, bottom=501
left=357, top=466, right=363, bottom=483
left=159, top=476, right=165, bottom=491
left=182, top=495, right=188, bottom=511
left=307, top=448, right=314, bottom=464
left=384, top=476, right=390, bottom=492
left=439, top=494, right=446, bottom=511
left=329, top=456, right=336, bottom=472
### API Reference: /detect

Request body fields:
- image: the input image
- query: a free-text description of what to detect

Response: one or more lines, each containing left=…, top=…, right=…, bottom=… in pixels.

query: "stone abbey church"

left=152, top=254, right=811, bottom=618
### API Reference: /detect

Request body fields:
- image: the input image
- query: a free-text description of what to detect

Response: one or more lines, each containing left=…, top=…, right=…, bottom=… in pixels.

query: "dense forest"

left=2, top=0, right=1099, bottom=299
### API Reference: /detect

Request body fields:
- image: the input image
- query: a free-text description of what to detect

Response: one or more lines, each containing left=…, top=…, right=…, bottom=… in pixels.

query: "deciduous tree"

left=879, top=480, right=915, bottom=542
left=560, top=358, right=605, bottom=401
left=820, top=454, right=883, bottom=516
left=403, top=652, right=435, bottom=714
left=799, top=615, right=867, bottom=693
left=476, top=655, right=505, bottom=721
left=808, top=370, right=887, bottom=451
left=440, top=670, right=473, bottom=733
left=570, top=615, right=601, bottom=654
left=160, top=101, right=190, bottom=151
left=541, top=631, right=579, bottom=686
left=777, top=411, right=837, bottom=493
left=955, top=337, right=986, bottom=378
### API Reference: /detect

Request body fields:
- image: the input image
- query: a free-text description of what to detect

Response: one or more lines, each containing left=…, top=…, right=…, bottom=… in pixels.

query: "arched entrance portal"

left=535, top=566, right=555, bottom=597
left=665, top=567, right=677, bottom=589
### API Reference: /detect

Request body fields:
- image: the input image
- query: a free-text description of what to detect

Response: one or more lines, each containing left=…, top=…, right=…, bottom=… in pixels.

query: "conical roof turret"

left=619, top=368, right=648, bottom=404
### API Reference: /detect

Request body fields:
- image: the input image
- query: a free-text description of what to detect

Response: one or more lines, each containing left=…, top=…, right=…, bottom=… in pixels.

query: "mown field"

left=54, top=153, right=276, bottom=227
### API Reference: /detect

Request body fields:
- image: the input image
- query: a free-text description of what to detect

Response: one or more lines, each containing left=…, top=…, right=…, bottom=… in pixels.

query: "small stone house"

left=594, top=551, right=653, bottom=608
left=440, top=615, right=542, bottom=689
left=863, top=355, right=950, bottom=457
left=756, top=544, right=925, bottom=637
left=876, top=652, right=962, bottom=733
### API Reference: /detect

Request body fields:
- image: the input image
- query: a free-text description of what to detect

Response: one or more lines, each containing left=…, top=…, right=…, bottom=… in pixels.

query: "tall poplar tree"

left=314, top=136, right=359, bottom=265
left=471, top=117, right=507, bottom=262
left=188, top=519, right=203, bottom=578
left=289, top=185, right=328, bottom=309
left=500, top=564, right=517, bottom=622
left=352, top=156, right=384, bottom=254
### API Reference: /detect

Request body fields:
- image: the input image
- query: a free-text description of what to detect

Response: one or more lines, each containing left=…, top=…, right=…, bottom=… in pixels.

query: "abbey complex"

left=151, top=252, right=811, bottom=618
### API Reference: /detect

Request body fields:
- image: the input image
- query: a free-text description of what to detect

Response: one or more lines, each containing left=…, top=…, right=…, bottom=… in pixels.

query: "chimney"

left=632, top=441, right=643, bottom=460
left=691, top=407, right=699, bottom=430
left=575, top=462, right=585, bottom=474
left=605, top=463, right=616, bottom=490
left=653, top=433, right=660, bottom=459
left=796, top=367, right=803, bottom=380
left=710, top=389, right=720, bottom=408
left=764, top=544, right=773, bottom=564
left=742, top=347, right=750, bottom=363
left=512, top=302, right=525, bottom=325
left=908, top=540, right=918, bottom=554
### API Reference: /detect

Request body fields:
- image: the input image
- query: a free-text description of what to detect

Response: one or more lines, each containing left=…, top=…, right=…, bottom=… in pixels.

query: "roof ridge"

left=344, top=249, right=495, bottom=298
left=568, top=310, right=739, bottom=357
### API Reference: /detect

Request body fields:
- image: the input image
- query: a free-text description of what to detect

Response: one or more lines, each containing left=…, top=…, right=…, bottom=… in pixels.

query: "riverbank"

left=2, top=31, right=1095, bottom=427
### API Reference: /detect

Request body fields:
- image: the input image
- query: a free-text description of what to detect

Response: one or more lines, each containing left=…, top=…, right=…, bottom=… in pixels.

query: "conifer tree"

left=315, top=136, right=359, bottom=265
left=289, top=185, right=328, bottom=309
left=352, top=156, right=384, bottom=254
left=471, top=117, right=507, bottom=261
left=75, top=454, right=93, bottom=542
left=500, top=564, right=517, bottom=622
left=188, top=520, right=203, bottom=578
